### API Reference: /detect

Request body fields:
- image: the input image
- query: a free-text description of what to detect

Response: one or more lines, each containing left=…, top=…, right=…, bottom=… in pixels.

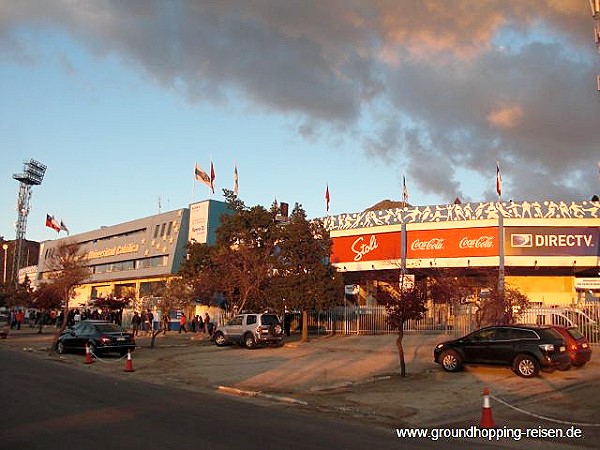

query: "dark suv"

left=434, top=325, right=570, bottom=378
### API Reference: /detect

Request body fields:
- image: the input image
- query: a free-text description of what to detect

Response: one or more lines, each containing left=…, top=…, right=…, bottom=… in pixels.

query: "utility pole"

left=590, top=1, right=600, bottom=90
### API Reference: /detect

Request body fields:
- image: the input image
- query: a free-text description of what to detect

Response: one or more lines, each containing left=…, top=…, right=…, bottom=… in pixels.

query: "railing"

left=298, top=302, right=600, bottom=345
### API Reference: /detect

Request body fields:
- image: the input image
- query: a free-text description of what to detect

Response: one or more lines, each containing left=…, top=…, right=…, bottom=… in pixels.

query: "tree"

left=1, top=277, right=33, bottom=310
left=180, top=193, right=280, bottom=313
left=474, top=284, right=530, bottom=327
left=376, top=272, right=427, bottom=377
left=180, top=195, right=343, bottom=325
left=44, top=241, right=91, bottom=351
left=31, top=282, right=62, bottom=334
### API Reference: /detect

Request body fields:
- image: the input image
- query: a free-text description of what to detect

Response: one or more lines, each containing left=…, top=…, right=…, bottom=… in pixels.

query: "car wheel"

left=243, top=333, right=256, bottom=349
left=214, top=331, right=227, bottom=347
left=56, top=341, right=65, bottom=354
left=513, top=354, right=539, bottom=378
left=440, top=350, right=462, bottom=372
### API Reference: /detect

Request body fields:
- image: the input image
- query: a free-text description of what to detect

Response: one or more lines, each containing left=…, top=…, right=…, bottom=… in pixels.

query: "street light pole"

left=2, top=244, right=8, bottom=284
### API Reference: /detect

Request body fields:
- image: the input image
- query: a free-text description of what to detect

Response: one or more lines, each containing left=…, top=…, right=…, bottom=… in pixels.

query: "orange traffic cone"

left=84, top=344, right=94, bottom=364
left=124, top=349, right=135, bottom=372
left=479, top=387, right=495, bottom=428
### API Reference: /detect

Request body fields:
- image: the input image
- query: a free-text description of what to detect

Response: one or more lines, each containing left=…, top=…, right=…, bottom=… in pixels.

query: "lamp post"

left=2, top=243, right=8, bottom=284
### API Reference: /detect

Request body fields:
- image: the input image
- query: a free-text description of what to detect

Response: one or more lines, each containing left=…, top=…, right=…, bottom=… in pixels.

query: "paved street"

left=1, top=327, right=599, bottom=449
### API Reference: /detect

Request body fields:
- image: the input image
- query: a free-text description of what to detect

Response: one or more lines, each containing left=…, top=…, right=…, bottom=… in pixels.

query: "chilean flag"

left=46, top=214, right=61, bottom=232
left=325, top=184, right=330, bottom=212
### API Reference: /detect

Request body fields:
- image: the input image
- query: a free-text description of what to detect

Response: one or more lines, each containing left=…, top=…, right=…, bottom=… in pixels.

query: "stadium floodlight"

left=10, top=159, right=46, bottom=285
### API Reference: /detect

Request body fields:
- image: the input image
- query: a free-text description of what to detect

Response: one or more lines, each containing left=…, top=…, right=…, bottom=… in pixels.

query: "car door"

left=461, top=328, right=497, bottom=363
left=73, top=322, right=94, bottom=351
left=486, top=327, right=517, bottom=364
left=62, top=322, right=87, bottom=351
left=226, top=315, right=244, bottom=340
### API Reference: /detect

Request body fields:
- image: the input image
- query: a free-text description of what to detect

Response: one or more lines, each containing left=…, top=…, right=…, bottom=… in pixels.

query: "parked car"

left=516, top=307, right=599, bottom=342
left=550, top=325, right=592, bottom=367
left=213, top=313, right=284, bottom=348
left=56, top=320, right=136, bottom=356
left=434, top=325, right=570, bottom=378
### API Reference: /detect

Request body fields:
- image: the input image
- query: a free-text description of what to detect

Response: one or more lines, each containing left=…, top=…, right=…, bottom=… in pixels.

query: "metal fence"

left=300, top=302, right=600, bottom=345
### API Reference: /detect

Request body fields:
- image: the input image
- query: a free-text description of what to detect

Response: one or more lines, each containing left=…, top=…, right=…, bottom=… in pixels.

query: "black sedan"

left=434, top=325, right=570, bottom=378
left=56, top=320, right=136, bottom=356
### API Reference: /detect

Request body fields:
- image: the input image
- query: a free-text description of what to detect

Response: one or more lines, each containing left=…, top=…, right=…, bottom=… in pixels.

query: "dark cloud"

left=2, top=0, right=597, bottom=201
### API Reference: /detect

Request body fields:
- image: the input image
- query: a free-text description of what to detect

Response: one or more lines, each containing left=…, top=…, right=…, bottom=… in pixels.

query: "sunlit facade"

left=324, top=200, right=600, bottom=306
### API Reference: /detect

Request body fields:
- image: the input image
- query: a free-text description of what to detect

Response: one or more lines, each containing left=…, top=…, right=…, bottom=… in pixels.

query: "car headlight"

left=435, top=344, right=445, bottom=350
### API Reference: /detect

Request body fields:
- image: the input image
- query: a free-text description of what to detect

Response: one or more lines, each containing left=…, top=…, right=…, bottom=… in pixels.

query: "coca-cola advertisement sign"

left=407, top=227, right=498, bottom=258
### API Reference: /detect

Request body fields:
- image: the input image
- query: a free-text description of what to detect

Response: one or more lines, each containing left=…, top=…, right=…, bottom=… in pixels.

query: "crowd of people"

left=129, top=310, right=214, bottom=337
left=5, top=306, right=124, bottom=330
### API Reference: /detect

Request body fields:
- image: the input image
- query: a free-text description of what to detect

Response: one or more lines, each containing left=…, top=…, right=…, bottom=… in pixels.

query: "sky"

left=1, top=0, right=599, bottom=244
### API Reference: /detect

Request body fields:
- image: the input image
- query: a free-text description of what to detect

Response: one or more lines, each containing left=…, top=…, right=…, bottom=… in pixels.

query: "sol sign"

left=331, top=232, right=401, bottom=264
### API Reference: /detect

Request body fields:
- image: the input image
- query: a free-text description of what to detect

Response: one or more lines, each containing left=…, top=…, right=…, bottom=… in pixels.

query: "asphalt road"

left=0, top=347, right=530, bottom=450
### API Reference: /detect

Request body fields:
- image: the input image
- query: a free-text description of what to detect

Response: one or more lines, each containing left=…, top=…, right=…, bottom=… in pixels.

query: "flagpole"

left=192, top=161, right=196, bottom=199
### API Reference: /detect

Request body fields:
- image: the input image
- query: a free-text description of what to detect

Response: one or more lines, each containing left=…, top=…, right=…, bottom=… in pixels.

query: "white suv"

left=213, top=313, right=284, bottom=348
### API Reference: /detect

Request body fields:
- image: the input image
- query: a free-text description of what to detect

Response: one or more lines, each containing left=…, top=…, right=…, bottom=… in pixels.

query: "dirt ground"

left=3, top=327, right=599, bottom=433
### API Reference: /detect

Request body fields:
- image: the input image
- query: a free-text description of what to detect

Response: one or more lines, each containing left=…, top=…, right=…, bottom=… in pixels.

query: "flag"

left=60, top=220, right=69, bottom=235
left=496, top=162, right=502, bottom=196
left=210, top=160, right=215, bottom=194
left=45, top=214, right=60, bottom=232
left=325, top=184, right=330, bottom=212
left=194, top=162, right=212, bottom=189
left=233, top=163, right=239, bottom=196
left=402, top=176, right=409, bottom=203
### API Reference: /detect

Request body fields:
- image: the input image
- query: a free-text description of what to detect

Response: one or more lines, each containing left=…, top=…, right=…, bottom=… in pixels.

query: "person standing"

left=131, top=311, right=141, bottom=336
left=147, top=309, right=154, bottom=335
left=179, top=313, right=187, bottom=333
left=15, top=310, right=24, bottom=330
left=162, top=312, right=170, bottom=334
left=203, top=312, right=211, bottom=335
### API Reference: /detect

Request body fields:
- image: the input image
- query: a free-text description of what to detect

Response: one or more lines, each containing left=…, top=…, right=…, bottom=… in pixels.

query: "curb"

left=216, top=385, right=308, bottom=406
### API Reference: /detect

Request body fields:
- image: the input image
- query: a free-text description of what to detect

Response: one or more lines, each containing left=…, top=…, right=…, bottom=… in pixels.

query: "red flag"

left=210, top=161, right=215, bottom=194
left=325, top=184, right=330, bottom=212
left=45, top=214, right=60, bottom=232
left=496, top=162, right=502, bottom=196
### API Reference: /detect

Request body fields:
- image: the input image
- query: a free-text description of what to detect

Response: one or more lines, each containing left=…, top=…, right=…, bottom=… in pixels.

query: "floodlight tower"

left=11, top=159, right=46, bottom=284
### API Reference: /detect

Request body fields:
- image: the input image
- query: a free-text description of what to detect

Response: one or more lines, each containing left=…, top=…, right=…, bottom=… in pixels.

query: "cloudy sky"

left=1, top=0, right=599, bottom=242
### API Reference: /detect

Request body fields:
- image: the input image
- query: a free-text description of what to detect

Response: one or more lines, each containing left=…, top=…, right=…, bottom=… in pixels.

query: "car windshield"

left=544, top=328, right=564, bottom=341
left=260, top=315, right=279, bottom=325
left=94, top=323, right=124, bottom=333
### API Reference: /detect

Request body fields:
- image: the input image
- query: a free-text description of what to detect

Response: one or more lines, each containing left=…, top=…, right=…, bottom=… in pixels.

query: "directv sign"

left=505, top=227, right=599, bottom=256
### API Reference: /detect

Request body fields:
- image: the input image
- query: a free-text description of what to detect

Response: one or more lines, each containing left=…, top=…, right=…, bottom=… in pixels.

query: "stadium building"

left=324, top=199, right=600, bottom=307
left=36, top=200, right=228, bottom=307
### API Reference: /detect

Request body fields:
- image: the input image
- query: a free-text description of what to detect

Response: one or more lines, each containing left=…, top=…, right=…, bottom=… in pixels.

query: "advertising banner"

left=188, top=201, right=209, bottom=244
left=406, top=227, right=498, bottom=259
left=331, top=232, right=401, bottom=264
left=504, top=227, right=599, bottom=257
